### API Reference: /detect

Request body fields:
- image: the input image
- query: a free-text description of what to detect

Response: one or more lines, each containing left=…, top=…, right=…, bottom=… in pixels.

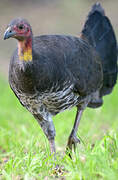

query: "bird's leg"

left=49, top=138, right=56, bottom=154
left=66, top=108, right=83, bottom=154
left=39, top=120, right=56, bottom=154
left=66, top=96, right=90, bottom=157
left=33, top=114, right=56, bottom=155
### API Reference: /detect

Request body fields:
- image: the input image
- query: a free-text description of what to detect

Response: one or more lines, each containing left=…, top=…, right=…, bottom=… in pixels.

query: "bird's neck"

left=18, top=37, right=32, bottom=61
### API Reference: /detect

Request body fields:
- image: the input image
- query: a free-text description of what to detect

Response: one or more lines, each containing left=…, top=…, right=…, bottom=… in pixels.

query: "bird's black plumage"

left=4, top=3, right=117, bottom=155
left=9, top=35, right=102, bottom=116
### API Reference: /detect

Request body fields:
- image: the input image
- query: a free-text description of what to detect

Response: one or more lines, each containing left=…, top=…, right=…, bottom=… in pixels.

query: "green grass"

left=0, top=77, right=118, bottom=180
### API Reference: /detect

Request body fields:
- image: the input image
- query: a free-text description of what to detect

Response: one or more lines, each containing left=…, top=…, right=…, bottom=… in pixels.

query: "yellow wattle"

left=19, top=48, right=32, bottom=61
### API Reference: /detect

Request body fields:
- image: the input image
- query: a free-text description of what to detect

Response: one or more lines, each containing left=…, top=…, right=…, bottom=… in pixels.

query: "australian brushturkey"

left=4, top=3, right=117, bottom=154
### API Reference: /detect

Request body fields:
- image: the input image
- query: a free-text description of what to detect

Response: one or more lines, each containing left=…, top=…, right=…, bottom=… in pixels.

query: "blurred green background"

left=0, top=0, right=118, bottom=78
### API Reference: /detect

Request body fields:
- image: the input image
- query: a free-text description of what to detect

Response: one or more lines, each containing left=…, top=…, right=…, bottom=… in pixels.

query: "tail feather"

left=88, top=2, right=105, bottom=16
left=81, top=2, right=117, bottom=97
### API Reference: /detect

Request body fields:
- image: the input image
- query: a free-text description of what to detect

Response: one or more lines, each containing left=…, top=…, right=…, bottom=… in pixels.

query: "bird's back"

left=32, top=35, right=103, bottom=95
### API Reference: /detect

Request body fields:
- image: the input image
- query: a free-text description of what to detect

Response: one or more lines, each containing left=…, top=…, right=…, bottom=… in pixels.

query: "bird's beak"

left=4, top=27, right=16, bottom=40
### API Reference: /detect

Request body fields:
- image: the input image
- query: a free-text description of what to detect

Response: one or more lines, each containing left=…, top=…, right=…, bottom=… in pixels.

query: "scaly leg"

left=33, top=114, right=56, bottom=154
left=66, top=96, right=90, bottom=156
left=66, top=108, right=83, bottom=153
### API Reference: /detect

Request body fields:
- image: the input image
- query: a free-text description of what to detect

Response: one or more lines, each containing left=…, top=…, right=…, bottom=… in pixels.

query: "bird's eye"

left=18, top=24, right=24, bottom=30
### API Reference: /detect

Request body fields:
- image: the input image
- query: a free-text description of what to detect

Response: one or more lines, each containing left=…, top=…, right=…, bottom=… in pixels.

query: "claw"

left=66, top=135, right=80, bottom=158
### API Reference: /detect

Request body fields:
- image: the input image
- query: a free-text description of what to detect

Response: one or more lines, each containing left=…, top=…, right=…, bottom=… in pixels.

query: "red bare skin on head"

left=13, top=22, right=32, bottom=39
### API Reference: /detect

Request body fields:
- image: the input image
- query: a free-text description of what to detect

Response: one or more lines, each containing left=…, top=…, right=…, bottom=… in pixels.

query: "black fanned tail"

left=81, top=2, right=117, bottom=97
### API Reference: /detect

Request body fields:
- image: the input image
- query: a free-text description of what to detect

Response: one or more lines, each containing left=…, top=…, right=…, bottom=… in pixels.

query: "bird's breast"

left=14, top=82, right=79, bottom=119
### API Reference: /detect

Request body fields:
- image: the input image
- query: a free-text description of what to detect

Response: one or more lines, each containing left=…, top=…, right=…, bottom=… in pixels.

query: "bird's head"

left=4, top=18, right=33, bottom=61
left=4, top=18, right=32, bottom=41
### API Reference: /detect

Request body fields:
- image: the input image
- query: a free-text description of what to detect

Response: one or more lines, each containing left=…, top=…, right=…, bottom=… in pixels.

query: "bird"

left=4, top=3, right=117, bottom=155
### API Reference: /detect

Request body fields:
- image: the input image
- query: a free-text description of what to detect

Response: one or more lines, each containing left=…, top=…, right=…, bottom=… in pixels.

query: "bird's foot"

left=66, top=135, right=80, bottom=158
